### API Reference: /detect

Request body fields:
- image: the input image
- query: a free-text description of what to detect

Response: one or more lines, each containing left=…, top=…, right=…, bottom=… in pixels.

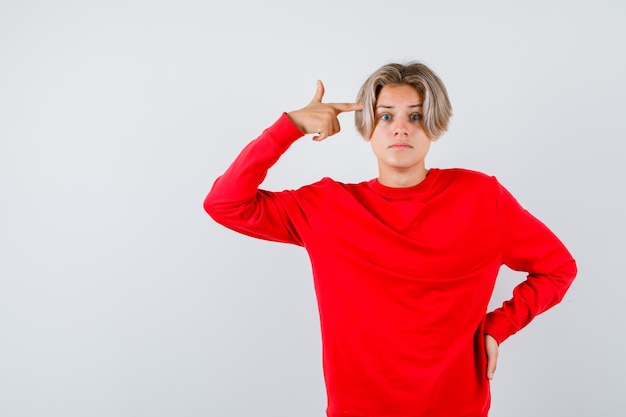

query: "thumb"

left=485, top=334, right=499, bottom=380
left=310, top=80, right=325, bottom=103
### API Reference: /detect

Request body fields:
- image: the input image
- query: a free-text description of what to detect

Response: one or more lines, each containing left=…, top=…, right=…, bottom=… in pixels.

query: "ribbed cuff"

left=264, top=112, right=305, bottom=151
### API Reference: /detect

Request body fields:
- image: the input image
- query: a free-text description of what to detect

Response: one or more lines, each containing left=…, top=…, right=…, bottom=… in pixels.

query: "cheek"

left=369, top=138, right=385, bottom=156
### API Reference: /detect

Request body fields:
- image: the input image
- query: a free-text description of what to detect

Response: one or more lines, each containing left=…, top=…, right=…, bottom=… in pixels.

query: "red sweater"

left=204, top=114, right=577, bottom=417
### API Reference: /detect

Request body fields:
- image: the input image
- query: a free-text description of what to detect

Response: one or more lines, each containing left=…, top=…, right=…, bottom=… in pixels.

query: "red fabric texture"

left=204, top=113, right=577, bottom=417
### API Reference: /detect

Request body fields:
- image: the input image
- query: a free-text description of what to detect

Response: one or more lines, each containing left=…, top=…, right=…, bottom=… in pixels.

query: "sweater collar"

left=367, top=168, right=439, bottom=199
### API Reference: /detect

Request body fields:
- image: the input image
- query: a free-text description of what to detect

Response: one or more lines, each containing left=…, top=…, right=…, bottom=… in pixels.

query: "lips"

left=389, top=143, right=413, bottom=149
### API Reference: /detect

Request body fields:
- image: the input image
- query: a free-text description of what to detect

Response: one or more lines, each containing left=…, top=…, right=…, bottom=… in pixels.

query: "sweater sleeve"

left=484, top=180, right=577, bottom=344
left=204, top=113, right=320, bottom=246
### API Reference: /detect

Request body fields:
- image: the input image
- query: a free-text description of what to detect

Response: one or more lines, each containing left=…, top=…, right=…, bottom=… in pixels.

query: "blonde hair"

left=355, top=62, right=452, bottom=140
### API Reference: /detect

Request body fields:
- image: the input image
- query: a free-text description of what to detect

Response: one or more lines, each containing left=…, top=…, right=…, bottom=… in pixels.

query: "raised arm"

left=204, top=82, right=362, bottom=245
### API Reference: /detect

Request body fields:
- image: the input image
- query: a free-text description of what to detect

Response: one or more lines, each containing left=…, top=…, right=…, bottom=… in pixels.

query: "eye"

left=380, top=113, right=392, bottom=121
left=410, top=113, right=422, bottom=121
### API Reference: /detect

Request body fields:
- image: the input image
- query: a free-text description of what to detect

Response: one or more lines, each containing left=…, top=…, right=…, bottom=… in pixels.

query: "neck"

left=377, top=166, right=429, bottom=188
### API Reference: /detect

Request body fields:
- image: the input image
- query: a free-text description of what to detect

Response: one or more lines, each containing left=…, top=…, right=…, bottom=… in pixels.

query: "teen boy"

left=204, top=62, right=577, bottom=417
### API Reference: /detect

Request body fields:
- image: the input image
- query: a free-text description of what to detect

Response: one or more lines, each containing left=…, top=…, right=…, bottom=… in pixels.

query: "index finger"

left=328, top=102, right=364, bottom=114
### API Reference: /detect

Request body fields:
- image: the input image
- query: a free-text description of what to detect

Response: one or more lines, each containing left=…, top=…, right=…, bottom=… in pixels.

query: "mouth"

left=389, top=143, right=413, bottom=149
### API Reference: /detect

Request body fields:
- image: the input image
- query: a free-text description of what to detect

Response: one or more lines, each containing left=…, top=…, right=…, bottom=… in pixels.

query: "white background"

left=1, top=1, right=624, bottom=416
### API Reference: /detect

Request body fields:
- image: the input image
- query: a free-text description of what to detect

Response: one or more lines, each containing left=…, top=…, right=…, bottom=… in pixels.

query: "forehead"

left=376, top=84, right=422, bottom=106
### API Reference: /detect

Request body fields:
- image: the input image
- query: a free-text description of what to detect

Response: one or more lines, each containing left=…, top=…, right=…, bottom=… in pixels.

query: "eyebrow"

left=376, top=103, right=423, bottom=109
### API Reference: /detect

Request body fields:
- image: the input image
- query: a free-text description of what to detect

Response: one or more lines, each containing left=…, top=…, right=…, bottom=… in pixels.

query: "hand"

left=287, top=80, right=363, bottom=141
left=485, top=334, right=499, bottom=380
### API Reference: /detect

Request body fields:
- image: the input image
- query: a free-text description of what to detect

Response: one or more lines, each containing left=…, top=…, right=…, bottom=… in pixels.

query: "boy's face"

left=369, top=84, right=434, bottom=185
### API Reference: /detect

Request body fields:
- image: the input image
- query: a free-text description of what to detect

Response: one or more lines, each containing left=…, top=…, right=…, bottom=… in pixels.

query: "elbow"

left=202, top=184, right=224, bottom=219
left=566, top=257, right=578, bottom=286
left=203, top=188, right=249, bottom=227
left=569, top=258, right=578, bottom=279
left=553, top=248, right=578, bottom=285
left=203, top=189, right=225, bottom=223
left=556, top=257, right=578, bottom=300
left=203, top=192, right=215, bottom=216
left=562, top=253, right=578, bottom=282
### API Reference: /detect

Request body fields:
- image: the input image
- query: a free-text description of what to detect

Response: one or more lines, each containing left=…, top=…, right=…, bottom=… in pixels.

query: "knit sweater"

left=204, top=113, right=577, bottom=417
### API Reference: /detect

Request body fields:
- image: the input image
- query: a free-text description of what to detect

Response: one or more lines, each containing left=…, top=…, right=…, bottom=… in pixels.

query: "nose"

left=393, top=119, right=409, bottom=136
